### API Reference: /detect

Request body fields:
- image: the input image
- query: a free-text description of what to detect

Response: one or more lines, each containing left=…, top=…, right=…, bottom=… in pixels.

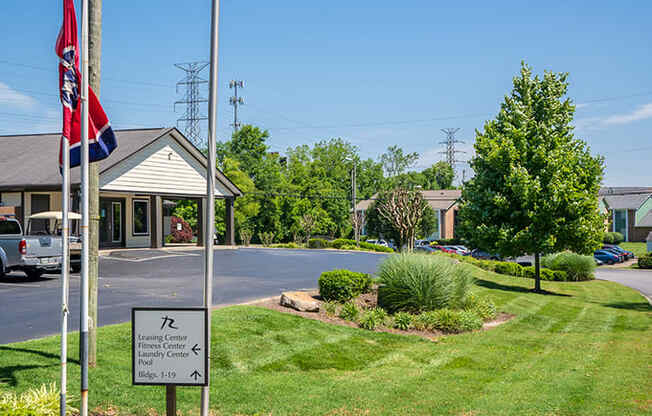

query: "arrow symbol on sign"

left=190, top=370, right=201, bottom=381
left=191, top=344, right=201, bottom=355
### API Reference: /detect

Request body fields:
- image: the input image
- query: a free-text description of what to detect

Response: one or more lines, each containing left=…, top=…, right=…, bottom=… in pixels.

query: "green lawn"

left=620, top=242, right=649, bottom=258
left=1, top=270, right=651, bottom=415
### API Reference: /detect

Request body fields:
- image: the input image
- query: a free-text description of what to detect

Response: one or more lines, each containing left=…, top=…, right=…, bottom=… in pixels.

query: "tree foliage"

left=457, top=62, right=604, bottom=290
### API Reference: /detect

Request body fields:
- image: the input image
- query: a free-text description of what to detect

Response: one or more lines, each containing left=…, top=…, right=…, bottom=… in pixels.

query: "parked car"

left=600, top=247, right=625, bottom=262
left=443, top=245, right=469, bottom=255
left=415, top=239, right=431, bottom=247
left=470, top=249, right=502, bottom=261
left=0, top=216, right=64, bottom=279
left=415, top=245, right=439, bottom=254
left=366, top=239, right=390, bottom=248
left=451, top=245, right=471, bottom=255
left=594, top=249, right=619, bottom=265
left=602, top=245, right=634, bottom=260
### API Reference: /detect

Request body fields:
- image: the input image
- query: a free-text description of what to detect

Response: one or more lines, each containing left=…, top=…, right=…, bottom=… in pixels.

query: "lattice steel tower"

left=174, top=62, right=209, bottom=148
left=439, top=128, right=465, bottom=167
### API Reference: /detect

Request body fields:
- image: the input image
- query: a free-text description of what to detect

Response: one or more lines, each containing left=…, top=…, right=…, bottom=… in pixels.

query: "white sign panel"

left=132, top=308, right=208, bottom=386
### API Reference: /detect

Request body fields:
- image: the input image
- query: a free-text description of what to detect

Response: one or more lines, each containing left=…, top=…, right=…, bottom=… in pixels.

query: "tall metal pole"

left=201, top=0, right=219, bottom=414
left=60, top=139, right=70, bottom=416
left=80, top=0, right=90, bottom=414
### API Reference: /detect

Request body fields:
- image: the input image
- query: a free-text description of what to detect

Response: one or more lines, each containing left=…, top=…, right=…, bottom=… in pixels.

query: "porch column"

left=150, top=195, right=162, bottom=248
left=224, top=197, right=235, bottom=246
left=196, top=197, right=204, bottom=246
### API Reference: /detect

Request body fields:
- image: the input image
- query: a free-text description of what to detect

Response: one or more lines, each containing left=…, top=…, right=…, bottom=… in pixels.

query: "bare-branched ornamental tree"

left=351, top=210, right=366, bottom=246
left=377, top=189, right=427, bottom=251
left=300, top=213, right=317, bottom=243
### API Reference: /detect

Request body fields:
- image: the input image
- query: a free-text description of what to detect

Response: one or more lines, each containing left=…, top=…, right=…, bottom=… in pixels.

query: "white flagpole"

left=201, top=0, right=219, bottom=414
left=60, top=138, right=70, bottom=416
left=80, top=0, right=90, bottom=414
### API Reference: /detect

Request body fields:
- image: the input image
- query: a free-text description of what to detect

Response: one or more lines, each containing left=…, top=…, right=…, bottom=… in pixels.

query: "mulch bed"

left=251, top=288, right=514, bottom=342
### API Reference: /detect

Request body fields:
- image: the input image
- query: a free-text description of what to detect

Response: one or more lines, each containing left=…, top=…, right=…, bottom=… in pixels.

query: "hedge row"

left=603, top=232, right=624, bottom=244
left=308, top=238, right=394, bottom=253
left=638, top=253, right=652, bottom=269
left=442, top=253, right=571, bottom=281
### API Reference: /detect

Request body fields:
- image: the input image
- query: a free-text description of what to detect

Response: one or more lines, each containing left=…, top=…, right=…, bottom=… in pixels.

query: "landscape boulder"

left=280, top=291, right=320, bottom=312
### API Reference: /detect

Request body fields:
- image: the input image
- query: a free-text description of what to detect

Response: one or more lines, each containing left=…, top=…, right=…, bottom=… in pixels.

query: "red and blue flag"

left=56, top=0, right=116, bottom=170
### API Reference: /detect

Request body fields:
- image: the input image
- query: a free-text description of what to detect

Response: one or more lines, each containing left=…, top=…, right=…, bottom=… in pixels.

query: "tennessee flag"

left=56, top=0, right=116, bottom=170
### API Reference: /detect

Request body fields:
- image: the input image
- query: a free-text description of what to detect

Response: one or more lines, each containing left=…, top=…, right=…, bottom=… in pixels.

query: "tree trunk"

left=88, top=0, right=102, bottom=368
left=534, top=252, right=541, bottom=292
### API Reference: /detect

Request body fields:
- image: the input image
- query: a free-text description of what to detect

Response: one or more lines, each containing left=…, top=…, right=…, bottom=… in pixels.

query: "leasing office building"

left=0, top=127, right=241, bottom=248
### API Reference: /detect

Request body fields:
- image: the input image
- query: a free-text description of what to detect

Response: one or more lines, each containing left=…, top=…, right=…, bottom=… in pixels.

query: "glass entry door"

left=99, top=198, right=125, bottom=248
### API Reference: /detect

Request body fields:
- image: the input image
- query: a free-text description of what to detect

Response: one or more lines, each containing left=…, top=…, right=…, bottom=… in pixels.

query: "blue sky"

left=0, top=0, right=650, bottom=186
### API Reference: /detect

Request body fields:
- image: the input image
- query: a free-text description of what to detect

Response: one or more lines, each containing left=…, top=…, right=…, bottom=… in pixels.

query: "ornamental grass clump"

left=542, top=252, right=596, bottom=281
left=0, top=383, right=76, bottom=416
left=377, top=253, right=474, bottom=314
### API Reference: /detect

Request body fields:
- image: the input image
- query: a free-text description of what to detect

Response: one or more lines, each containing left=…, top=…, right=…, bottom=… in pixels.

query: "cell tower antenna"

left=174, top=62, right=209, bottom=148
left=229, top=80, right=244, bottom=132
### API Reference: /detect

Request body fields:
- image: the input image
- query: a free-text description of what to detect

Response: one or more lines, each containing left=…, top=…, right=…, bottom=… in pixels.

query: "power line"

left=174, top=62, right=209, bottom=148
left=439, top=128, right=466, bottom=167
left=229, top=80, right=244, bottom=132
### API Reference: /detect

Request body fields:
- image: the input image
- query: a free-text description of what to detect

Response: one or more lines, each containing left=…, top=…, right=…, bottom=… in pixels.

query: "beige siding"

left=1, top=192, right=21, bottom=207
left=100, top=134, right=230, bottom=196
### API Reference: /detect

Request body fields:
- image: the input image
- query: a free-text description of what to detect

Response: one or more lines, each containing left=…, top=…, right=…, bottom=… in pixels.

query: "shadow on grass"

left=475, top=279, right=571, bottom=297
left=0, top=346, right=80, bottom=365
left=603, top=302, right=652, bottom=312
left=0, top=364, right=55, bottom=387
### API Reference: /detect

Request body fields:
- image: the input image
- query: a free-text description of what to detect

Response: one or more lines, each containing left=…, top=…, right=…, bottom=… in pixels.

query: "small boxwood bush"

left=522, top=266, right=557, bottom=281
left=270, top=242, right=300, bottom=249
left=542, top=252, right=595, bottom=281
left=308, top=238, right=331, bottom=249
left=377, top=254, right=474, bottom=313
left=319, top=269, right=372, bottom=302
left=463, top=295, right=497, bottom=321
left=603, top=231, right=624, bottom=244
left=638, top=254, right=652, bottom=269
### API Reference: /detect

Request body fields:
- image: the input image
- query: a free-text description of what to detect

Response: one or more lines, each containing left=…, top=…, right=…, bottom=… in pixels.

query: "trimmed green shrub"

left=603, top=231, right=624, bottom=244
left=330, top=238, right=394, bottom=253
left=0, top=383, right=76, bottom=415
left=542, top=252, right=595, bottom=281
left=392, top=311, right=413, bottom=330
left=340, top=244, right=359, bottom=250
left=339, top=302, right=359, bottom=321
left=428, top=309, right=462, bottom=333
left=377, top=254, right=474, bottom=313
left=359, top=241, right=394, bottom=253
left=494, top=261, right=524, bottom=277
left=308, top=238, right=331, bottom=249
left=458, top=310, right=484, bottom=332
left=522, top=266, right=557, bottom=281
left=318, top=269, right=372, bottom=302
left=323, top=301, right=338, bottom=317
left=638, top=254, right=652, bottom=269
left=552, top=270, right=568, bottom=281
left=331, top=238, right=355, bottom=249
left=270, top=242, right=300, bottom=249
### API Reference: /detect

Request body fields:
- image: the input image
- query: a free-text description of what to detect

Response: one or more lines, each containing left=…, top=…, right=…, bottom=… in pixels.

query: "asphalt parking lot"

left=0, top=248, right=386, bottom=344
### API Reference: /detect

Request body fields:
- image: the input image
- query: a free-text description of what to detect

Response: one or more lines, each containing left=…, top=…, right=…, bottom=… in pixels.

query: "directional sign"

left=132, top=307, right=208, bottom=386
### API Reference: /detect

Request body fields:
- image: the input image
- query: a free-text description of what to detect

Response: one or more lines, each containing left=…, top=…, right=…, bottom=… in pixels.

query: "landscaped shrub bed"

left=603, top=231, right=624, bottom=244
left=314, top=259, right=499, bottom=336
left=638, top=253, right=652, bottom=269
left=542, top=252, right=595, bottom=281
left=318, top=269, right=373, bottom=302
left=308, top=238, right=331, bottom=249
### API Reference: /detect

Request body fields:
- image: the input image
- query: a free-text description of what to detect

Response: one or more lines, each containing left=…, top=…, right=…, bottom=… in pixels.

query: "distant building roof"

left=599, top=187, right=652, bottom=196
left=0, top=127, right=241, bottom=196
left=638, top=211, right=652, bottom=227
left=355, top=189, right=462, bottom=212
left=602, top=193, right=651, bottom=210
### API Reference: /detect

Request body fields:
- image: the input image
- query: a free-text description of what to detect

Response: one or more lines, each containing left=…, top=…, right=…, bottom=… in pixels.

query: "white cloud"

left=602, top=103, right=652, bottom=125
left=0, top=82, right=37, bottom=109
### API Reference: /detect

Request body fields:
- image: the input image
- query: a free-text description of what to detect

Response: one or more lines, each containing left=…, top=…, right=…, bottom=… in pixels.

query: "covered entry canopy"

left=0, top=127, right=242, bottom=248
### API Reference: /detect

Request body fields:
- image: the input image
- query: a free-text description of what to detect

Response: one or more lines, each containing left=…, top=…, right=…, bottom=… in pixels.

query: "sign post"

left=132, top=308, right=208, bottom=414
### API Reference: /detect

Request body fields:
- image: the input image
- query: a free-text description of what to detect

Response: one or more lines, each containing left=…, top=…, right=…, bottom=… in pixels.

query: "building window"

left=614, top=209, right=627, bottom=241
left=133, top=199, right=150, bottom=236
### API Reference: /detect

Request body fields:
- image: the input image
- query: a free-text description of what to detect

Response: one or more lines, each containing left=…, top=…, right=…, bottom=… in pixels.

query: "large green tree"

left=380, top=145, right=419, bottom=178
left=457, top=63, right=604, bottom=292
left=422, top=161, right=455, bottom=189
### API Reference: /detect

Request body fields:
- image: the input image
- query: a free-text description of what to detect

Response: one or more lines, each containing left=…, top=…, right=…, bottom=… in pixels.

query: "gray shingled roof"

left=0, top=127, right=241, bottom=196
left=602, top=193, right=651, bottom=210
left=599, top=187, right=652, bottom=196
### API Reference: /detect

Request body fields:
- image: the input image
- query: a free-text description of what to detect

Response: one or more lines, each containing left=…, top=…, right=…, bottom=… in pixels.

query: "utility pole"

left=439, top=128, right=466, bottom=178
left=88, top=0, right=101, bottom=370
left=229, top=80, right=244, bottom=133
left=352, top=160, right=358, bottom=245
left=175, top=62, right=209, bottom=148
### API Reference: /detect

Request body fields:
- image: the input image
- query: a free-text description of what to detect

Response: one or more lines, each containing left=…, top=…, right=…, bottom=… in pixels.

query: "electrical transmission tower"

left=174, top=62, right=209, bottom=147
left=229, top=80, right=244, bottom=132
left=439, top=128, right=466, bottom=167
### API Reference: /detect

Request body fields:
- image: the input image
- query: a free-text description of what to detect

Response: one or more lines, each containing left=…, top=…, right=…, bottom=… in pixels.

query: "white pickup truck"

left=0, top=216, right=63, bottom=279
